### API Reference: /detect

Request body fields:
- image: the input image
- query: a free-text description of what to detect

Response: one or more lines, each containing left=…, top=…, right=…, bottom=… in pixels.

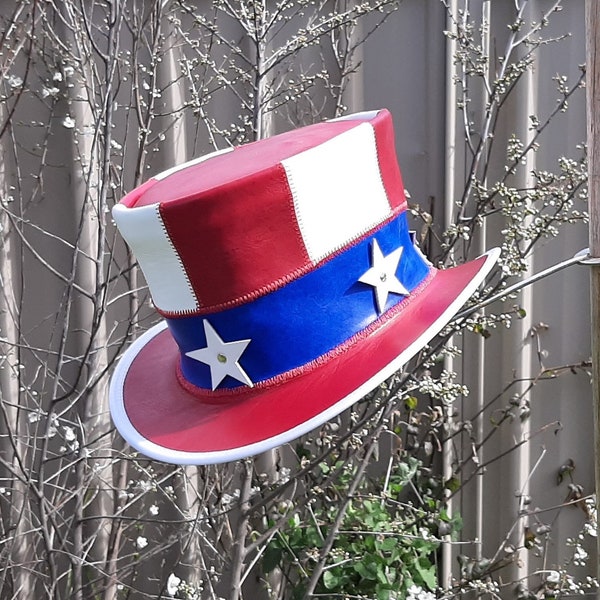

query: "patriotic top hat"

left=109, top=109, right=499, bottom=465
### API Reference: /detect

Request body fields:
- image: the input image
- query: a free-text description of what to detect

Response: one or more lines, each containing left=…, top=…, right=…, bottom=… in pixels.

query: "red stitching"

left=174, top=267, right=436, bottom=400
left=157, top=204, right=408, bottom=318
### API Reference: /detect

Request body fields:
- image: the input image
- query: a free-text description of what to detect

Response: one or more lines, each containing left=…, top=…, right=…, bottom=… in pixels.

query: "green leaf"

left=376, top=564, right=389, bottom=584
left=292, top=583, right=306, bottom=600
left=295, top=443, right=310, bottom=460
left=307, top=527, right=324, bottom=548
left=450, top=513, right=463, bottom=537
left=262, top=546, right=282, bottom=574
left=404, top=395, right=418, bottom=411
left=394, top=458, right=420, bottom=488
left=444, top=476, right=461, bottom=493
left=377, top=588, right=391, bottom=600
left=415, top=557, right=437, bottom=590
left=474, top=323, right=492, bottom=338
left=354, top=561, right=378, bottom=581
left=288, top=513, right=301, bottom=528
left=322, top=570, right=339, bottom=590
left=354, top=561, right=369, bottom=579
left=377, top=537, right=398, bottom=553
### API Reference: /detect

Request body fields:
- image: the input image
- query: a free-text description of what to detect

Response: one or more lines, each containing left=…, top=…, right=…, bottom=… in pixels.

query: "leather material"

left=120, top=256, right=491, bottom=455
left=159, top=161, right=310, bottom=310
left=109, top=108, right=500, bottom=464
left=116, top=110, right=407, bottom=314
left=137, top=120, right=360, bottom=207
left=167, top=210, right=431, bottom=389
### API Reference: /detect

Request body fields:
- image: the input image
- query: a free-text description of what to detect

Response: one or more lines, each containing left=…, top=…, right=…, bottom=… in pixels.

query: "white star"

left=185, top=320, right=253, bottom=390
left=358, top=239, right=409, bottom=314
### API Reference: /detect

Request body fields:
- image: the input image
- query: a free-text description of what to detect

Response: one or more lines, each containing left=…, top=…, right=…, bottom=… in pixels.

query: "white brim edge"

left=109, top=248, right=500, bottom=465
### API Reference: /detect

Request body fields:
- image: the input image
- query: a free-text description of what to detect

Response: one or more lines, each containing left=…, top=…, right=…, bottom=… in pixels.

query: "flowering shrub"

left=262, top=457, right=456, bottom=599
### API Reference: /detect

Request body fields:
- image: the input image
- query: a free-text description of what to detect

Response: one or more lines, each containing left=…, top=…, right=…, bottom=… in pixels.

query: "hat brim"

left=110, top=249, right=499, bottom=465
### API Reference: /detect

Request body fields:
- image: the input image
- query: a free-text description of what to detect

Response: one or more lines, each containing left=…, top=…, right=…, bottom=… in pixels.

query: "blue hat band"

left=166, top=211, right=432, bottom=390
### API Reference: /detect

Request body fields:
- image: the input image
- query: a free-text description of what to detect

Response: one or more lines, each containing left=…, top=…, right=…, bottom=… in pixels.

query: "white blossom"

left=62, top=116, right=76, bottom=129
left=136, top=479, right=152, bottom=493
left=42, top=87, right=60, bottom=98
left=584, top=496, right=597, bottom=537
left=406, top=584, right=436, bottom=600
left=7, top=74, right=23, bottom=88
left=28, top=410, right=42, bottom=423
left=584, top=522, right=597, bottom=538
left=546, top=570, right=561, bottom=584
left=166, top=573, right=181, bottom=596
left=278, top=466, right=291, bottom=484
left=63, top=426, right=76, bottom=442
left=136, top=536, right=148, bottom=550
left=221, top=488, right=240, bottom=507
left=46, top=413, right=59, bottom=438
left=573, top=545, right=588, bottom=565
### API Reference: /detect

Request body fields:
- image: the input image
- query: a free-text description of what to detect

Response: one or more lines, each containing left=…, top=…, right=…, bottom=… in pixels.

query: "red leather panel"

left=158, top=162, right=310, bottom=310
left=121, top=257, right=488, bottom=454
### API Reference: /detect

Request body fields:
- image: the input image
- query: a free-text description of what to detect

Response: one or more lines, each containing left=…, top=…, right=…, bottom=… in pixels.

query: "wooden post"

left=586, top=0, right=600, bottom=586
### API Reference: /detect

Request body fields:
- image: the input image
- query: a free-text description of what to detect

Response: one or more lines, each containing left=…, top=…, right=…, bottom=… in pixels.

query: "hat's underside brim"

left=109, top=250, right=499, bottom=464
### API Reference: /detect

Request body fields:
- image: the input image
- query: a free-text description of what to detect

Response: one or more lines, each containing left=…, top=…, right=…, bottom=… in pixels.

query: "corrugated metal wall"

left=363, top=0, right=592, bottom=588
left=0, top=0, right=592, bottom=596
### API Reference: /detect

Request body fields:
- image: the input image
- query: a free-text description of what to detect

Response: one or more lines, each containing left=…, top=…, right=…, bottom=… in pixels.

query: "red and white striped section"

left=112, top=109, right=407, bottom=315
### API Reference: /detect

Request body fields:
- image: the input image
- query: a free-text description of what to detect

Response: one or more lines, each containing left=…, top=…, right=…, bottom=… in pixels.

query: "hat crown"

left=113, top=109, right=407, bottom=316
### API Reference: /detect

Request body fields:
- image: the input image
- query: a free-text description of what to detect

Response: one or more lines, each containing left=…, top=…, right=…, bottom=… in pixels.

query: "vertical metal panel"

left=362, top=0, right=447, bottom=222
left=361, top=0, right=591, bottom=587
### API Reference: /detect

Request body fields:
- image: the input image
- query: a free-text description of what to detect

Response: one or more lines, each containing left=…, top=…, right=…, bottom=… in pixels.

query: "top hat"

left=109, top=109, right=499, bottom=465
